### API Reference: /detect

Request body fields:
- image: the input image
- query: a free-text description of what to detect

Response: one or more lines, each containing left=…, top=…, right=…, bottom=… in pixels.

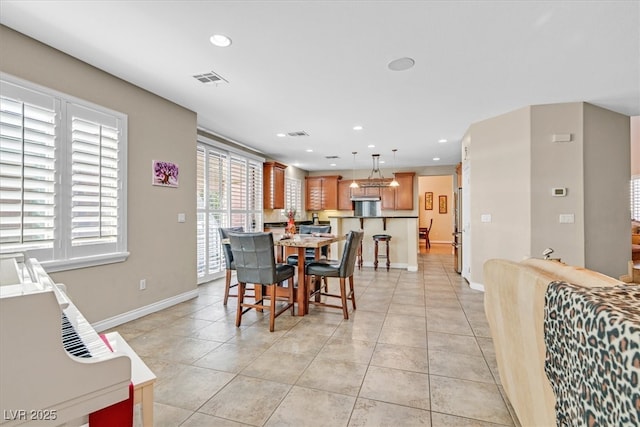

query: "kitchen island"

left=328, top=216, right=418, bottom=272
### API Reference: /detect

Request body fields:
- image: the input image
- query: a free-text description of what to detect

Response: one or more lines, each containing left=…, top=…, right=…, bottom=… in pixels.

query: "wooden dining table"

left=273, top=233, right=345, bottom=315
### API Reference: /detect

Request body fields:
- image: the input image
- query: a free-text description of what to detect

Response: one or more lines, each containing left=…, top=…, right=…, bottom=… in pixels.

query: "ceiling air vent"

left=325, top=155, right=340, bottom=159
left=193, top=71, right=228, bottom=85
left=287, top=131, right=309, bottom=137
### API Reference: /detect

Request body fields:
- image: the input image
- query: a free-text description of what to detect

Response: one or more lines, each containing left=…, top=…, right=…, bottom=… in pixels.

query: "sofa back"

left=483, top=259, right=622, bottom=426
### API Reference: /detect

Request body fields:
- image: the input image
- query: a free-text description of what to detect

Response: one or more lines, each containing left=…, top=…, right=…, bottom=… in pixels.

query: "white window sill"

left=42, top=252, right=130, bottom=273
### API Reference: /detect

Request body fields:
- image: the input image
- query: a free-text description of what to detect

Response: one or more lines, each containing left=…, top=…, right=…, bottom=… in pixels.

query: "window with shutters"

left=0, top=75, right=127, bottom=271
left=196, top=140, right=263, bottom=283
left=631, top=176, right=640, bottom=221
left=285, top=177, right=301, bottom=218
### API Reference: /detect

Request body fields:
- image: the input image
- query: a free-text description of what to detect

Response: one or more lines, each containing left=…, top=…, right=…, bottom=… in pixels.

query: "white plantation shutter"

left=0, top=82, right=57, bottom=258
left=196, top=140, right=263, bottom=283
left=0, top=75, right=127, bottom=270
left=632, top=176, right=640, bottom=221
left=68, top=104, right=121, bottom=249
left=285, top=177, right=301, bottom=218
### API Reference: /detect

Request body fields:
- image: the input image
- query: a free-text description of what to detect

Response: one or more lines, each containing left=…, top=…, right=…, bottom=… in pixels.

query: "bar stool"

left=372, top=234, right=391, bottom=271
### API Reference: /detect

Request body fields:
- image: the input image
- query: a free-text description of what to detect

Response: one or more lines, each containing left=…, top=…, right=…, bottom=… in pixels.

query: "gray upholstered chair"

left=219, top=226, right=250, bottom=305
left=229, top=232, right=295, bottom=332
left=304, top=230, right=364, bottom=319
left=286, top=224, right=332, bottom=266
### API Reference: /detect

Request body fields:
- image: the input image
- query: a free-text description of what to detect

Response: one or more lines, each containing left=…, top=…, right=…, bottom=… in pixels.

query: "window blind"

left=196, top=142, right=263, bottom=283
left=0, top=88, right=56, bottom=253
left=69, top=104, right=120, bottom=246
left=285, top=177, right=302, bottom=217
left=632, top=176, right=640, bottom=221
left=0, top=75, right=127, bottom=270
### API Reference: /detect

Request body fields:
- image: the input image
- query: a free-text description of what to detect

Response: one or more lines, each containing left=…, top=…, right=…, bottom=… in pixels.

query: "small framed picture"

left=439, top=195, right=447, bottom=214
left=152, top=160, right=179, bottom=188
left=425, top=192, right=433, bottom=210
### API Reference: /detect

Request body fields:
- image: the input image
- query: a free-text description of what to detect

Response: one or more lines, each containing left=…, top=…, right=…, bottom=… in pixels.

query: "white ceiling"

left=1, top=1, right=638, bottom=171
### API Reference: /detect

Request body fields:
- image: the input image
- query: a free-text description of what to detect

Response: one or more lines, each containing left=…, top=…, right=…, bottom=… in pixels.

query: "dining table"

left=273, top=233, right=345, bottom=315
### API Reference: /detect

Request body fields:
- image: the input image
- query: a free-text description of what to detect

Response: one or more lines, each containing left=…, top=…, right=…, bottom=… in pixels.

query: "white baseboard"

left=92, top=289, right=199, bottom=332
left=469, top=281, right=485, bottom=292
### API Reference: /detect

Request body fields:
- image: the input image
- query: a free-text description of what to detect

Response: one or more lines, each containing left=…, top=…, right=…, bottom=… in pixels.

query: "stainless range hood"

left=350, top=195, right=381, bottom=201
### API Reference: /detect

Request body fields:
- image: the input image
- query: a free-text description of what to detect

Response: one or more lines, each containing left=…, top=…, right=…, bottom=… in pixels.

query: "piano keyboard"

left=61, top=303, right=112, bottom=360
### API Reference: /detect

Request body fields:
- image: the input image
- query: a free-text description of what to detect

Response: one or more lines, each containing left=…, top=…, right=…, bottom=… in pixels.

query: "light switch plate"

left=178, top=213, right=186, bottom=223
left=481, top=214, right=492, bottom=223
left=559, top=214, right=574, bottom=224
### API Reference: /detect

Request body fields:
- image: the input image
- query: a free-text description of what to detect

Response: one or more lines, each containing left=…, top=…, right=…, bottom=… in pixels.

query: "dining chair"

left=304, top=230, right=364, bottom=319
left=419, top=218, right=433, bottom=249
left=228, top=232, right=295, bottom=332
left=285, top=224, right=332, bottom=266
left=218, top=226, right=251, bottom=305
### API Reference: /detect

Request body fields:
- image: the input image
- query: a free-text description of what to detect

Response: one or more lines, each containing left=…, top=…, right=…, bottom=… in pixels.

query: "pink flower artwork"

left=152, top=160, right=179, bottom=187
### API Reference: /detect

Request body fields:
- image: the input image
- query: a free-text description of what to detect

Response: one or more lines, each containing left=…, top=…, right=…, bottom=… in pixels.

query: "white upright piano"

left=0, top=255, right=131, bottom=426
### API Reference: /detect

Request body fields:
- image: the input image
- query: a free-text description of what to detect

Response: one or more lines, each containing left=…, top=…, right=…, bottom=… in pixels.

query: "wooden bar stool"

left=372, top=234, right=391, bottom=271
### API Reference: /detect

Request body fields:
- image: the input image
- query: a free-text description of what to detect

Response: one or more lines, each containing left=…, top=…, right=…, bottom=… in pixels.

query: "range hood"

left=350, top=195, right=381, bottom=201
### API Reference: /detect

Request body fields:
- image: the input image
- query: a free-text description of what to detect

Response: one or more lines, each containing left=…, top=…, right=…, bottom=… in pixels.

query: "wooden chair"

left=228, top=232, right=295, bottom=332
left=285, top=224, right=331, bottom=266
left=219, top=226, right=250, bottom=305
left=305, top=230, right=364, bottom=319
left=419, top=218, right=433, bottom=248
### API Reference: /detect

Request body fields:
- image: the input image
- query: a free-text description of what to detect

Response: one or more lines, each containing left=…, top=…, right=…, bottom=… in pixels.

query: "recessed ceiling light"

left=330, top=163, right=337, bottom=167
left=380, top=160, right=386, bottom=164
left=210, top=34, right=232, bottom=47
left=368, top=144, right=375, bottom=148
left=276, top=133, right=286, bottom=137
left=438, top=139, right=448, bottom=143
left=353, top=125, right=363, bottom=131
left=306, top=149, right=313, bottom=152
left=388, top=57, right=415, bottom=71
left=433, top=157, right=440, bottom=161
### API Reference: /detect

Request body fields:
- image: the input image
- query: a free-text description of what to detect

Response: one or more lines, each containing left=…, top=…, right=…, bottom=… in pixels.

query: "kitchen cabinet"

left=263, top=162, right=286, bottom=209
left=338, top=172, right=414, bottom=211
left=393, top=172, right=415, bottom=210
left=338, top=180, right=354, bottom=211
left=305, top=175, right=340, bottom=211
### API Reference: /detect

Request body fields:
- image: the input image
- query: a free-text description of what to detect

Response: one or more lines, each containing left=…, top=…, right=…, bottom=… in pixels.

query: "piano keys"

left=0, top=254, right=132, bottom=426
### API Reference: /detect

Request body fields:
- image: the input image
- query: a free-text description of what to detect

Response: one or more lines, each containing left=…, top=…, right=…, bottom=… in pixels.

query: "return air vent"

left=193, top=71, right=228, bottom=85
left=325, top=155, right=340, bottom=159
left=287, top=131, right=309, bottom=137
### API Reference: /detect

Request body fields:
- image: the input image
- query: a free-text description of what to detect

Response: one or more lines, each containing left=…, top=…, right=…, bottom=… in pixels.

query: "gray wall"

left=468, top=102, right=630, bottom=284
left=1, top=25, right=198, bottom=323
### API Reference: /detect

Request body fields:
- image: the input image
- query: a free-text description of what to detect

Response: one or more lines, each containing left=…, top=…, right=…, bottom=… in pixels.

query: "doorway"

left=417, top=175, right=454, bottom=253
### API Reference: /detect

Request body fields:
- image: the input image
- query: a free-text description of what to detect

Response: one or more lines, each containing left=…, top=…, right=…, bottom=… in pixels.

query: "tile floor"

left=112, top=243, right=520, bottom=426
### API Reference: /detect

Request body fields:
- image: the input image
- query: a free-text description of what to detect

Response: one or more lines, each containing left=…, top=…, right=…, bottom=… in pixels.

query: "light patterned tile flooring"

left=114, top=244, right=520, bottom=426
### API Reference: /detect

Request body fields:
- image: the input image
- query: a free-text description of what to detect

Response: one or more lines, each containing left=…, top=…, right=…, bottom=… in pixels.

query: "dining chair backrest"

left=339, top=230, right=364, bottom=277
left=229, top=232, right=278, bottom=285
left=298, top=225, right=331, bottom=257
left=219, top=226, right=244, bottom=269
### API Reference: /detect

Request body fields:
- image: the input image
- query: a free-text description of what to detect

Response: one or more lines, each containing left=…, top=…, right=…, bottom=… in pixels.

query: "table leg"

left=296, top=247, right=307, bottom=316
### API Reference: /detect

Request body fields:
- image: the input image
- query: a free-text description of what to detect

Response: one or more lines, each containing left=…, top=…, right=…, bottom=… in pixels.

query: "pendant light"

left=389, top=149, right=400, bottom=187
left=350, top=151, right=359, bottom=188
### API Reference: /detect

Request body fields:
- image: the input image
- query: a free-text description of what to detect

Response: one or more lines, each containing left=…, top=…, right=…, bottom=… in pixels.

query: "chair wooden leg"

left=288, top=277, right=295, bottom=316
left=385, top=240, right=390, bottom=271
left=349, top=275, right=356, bottom=311
left=268, top=284, right=276, bottom=332
left=255, top=284, right=263, bottom=312
left=235, top=282, right=245, bottom=327
left=224, top=269, right=232, bottom=305
left=340, top=277, right=348, bottom=319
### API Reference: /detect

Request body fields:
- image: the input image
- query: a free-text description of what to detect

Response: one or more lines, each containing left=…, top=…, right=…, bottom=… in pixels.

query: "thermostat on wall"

left=552, top=187, right=567, bottom=197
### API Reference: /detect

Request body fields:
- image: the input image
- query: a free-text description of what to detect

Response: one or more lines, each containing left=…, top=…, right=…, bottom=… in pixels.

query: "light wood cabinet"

left=305, top=175, right=340, bottom=211
left=263, top=162, right=287, bottom=209
left=338, top=180, right=353, bottom=211
left=394, top=172, right=415, bottom=210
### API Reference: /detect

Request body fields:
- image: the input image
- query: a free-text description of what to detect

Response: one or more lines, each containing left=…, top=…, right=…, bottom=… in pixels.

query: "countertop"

left=264, top=220, right=330, bottom=227
left=328, top=216, right=418, bottom=219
